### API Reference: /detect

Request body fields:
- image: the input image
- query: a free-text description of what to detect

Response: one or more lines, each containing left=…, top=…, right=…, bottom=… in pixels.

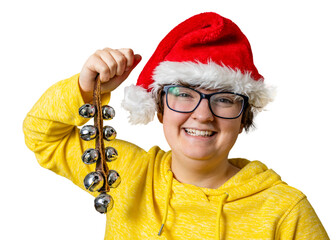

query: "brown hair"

left=153, top=85, right=255, bottom=132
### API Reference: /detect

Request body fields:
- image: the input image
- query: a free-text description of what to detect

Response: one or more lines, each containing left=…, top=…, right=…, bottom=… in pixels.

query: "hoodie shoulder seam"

left=275, top=193, right=307, bottom=237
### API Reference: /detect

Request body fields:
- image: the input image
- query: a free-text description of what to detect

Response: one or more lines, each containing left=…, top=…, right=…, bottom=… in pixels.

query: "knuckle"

left=88, top=54, right=101, bottom=66
left=122, top=48, right=134, bottom=55
left=118, top=55, right=127, bottom=65
left=110, top=61, right=117, bottom=72
left=103, top=47, right=112, bottom=52
left=100, top=65, right=110, bottom=74
left=95, top=49, right=103, bottom=55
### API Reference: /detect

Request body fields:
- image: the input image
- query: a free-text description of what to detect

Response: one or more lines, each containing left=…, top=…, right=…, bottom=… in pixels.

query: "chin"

left=182, top=149, right=218, bottom=161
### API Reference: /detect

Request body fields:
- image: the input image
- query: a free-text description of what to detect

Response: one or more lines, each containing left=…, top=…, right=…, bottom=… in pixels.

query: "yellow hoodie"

left=23, top=74, right=329, bottom=239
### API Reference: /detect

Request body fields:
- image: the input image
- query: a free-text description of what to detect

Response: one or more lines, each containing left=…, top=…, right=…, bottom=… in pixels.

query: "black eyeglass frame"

left=162, top=85, right=249, bottom=119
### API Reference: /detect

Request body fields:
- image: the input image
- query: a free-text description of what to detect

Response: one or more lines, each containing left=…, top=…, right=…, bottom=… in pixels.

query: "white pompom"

left=121, top=85, right=156, bottom=125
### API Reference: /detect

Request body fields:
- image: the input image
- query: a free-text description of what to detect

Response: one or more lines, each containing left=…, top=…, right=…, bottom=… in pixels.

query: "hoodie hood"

left=219, top=158, right=283, bottom=201
left=162, top=157, right=283, bottom=201
left=160, top=156, right=284, bottom=239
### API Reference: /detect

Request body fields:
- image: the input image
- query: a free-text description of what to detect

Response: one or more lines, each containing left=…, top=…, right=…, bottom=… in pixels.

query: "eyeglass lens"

left=166, top=86, right=244, bottom=118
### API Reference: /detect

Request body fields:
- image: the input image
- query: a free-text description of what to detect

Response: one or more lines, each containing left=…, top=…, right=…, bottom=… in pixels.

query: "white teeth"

left=185, top=128, right=214, bottom=137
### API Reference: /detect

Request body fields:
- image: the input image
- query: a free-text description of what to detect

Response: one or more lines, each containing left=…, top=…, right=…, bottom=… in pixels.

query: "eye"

left=177, top=92, right=193, bottom=98
left=214, top=97, right=233, bottom=104
left=168, top=87, right=195, bottom=98
left=211, top=93, right=241, bottom=107
left=219, top=98, right=233, bottom=104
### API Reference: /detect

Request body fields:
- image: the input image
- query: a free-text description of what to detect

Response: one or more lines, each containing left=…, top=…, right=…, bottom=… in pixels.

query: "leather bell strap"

left=93, top=76, right=110, bottom=193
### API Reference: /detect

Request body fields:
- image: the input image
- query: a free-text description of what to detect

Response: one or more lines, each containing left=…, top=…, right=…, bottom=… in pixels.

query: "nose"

left=191, top=99, right=214, bottom=122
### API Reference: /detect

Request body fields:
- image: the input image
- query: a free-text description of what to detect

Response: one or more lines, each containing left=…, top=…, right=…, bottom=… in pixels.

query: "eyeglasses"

left=162, top=85, right=249, bottom=119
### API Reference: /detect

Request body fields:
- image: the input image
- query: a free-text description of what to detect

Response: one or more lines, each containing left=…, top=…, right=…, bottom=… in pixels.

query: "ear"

left=239, top=123, right=244, bottom=134
left=157, top=112, right=163, bottom=123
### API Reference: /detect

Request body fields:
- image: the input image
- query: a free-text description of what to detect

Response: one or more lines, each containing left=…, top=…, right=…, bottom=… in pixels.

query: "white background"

left=1, top=0, right=335, bottom=239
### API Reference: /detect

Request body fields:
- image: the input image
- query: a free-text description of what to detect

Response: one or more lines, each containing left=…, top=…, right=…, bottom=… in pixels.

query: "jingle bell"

left=105, top=147, right=118, bottom=162
left=107, top=170, right=121, bottom=188
left=103, top=126, right=117, bottom=141
left=94, top=193, right=114, bottom=214
left=79, top=104, right=96, bottom=118
left=80, top=125, right=98, bottom=141
left=84, top=171, right=104, bottom=192
left=102, top=105, right=115, bottom=120
left=81, top=148, right=99, bottom=164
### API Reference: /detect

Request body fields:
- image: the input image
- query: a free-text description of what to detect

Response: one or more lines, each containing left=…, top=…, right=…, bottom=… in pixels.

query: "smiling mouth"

left=184, top=128, right=215, bottom=137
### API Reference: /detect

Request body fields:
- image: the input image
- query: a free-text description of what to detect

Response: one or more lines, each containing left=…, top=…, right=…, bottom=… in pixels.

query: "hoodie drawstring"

left=216, top=192, right=229, bottom=240
left=158, top=170, right=229, bottom=240
left=158, top=170, right=174, bottom=236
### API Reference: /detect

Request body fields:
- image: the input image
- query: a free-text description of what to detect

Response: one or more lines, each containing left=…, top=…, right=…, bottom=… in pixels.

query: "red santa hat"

left=122, top=12, right=274, bottom=124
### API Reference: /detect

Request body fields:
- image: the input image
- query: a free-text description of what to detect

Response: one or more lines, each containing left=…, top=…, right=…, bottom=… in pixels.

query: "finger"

left=101, top=54, right=142, bottom=93
left=114, top=54, right=141, bottom=81
left=119, top=48, right=135, bottom=71
left=89, top=53, right=111, bottom=83
left=96, top=49, right=117, bottom=79
left=107, top=49, right=127, bottom=76
left=123, top=54, right=141, bottom=75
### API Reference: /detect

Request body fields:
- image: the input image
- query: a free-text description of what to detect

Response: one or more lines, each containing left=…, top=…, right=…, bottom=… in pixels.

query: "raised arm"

left=23, top=48, right=143, bottom=195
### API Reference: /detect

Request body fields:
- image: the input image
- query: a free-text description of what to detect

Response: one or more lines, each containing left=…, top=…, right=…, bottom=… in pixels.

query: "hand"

left=79, top=48, right=141, bottom=101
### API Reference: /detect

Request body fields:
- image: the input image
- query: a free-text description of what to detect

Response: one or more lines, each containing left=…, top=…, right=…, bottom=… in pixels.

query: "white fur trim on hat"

left=151, top=61, right=275, bottom=113
left=121, top=84, right=156, bottom=124
left=122, top=61, right=275, bottom=125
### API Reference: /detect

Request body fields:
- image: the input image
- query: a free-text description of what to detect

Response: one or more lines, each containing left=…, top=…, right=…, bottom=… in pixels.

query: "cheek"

left=217, top=117, right=243, bottom=141
left=162, top=101, right=189, bottom=126
left=223, top=115, right=243, bottom=132
left=162, top=107, right=189, bottom=145
left=162, top=110, right=186, bottom=133
left=231, top=120, right=243, bottom=134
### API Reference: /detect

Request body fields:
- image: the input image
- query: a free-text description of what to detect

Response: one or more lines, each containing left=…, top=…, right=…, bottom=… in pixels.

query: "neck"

left=171, top=153, right=240, bottom=189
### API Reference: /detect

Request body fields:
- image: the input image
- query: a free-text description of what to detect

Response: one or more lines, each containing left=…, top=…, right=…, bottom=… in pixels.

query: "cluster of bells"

left=79, top=103, right=121, bottom=214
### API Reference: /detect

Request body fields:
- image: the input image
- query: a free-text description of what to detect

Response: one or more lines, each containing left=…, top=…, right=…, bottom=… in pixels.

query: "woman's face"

left=158, top=88, right=244, bottom=164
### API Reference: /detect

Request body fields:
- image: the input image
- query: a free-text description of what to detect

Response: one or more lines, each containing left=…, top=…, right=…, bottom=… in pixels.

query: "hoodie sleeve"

left=276, top=196, right=329, bottom=239
left=22, top=74, right=146, bottom=196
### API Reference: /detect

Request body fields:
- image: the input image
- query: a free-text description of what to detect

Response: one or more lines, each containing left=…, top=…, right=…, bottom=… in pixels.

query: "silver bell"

left=80, top=125, right=98, bottom=141
left=107, top=170, right=121, bottom=188
left=94, top=193, right=113, bottom=214
left=103, top=126, right=117, bottom=141
left=79, top=104, right=96, bottom=118
left=105, top=147, right=118, bottom=162
left=84, top=171, right=104, bottom=192
left=81, top=148, right=99, bottom=164
left=102, top=105, right=115, bottom=120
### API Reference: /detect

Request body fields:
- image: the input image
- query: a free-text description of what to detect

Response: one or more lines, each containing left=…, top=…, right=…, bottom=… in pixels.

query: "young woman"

left=23, top=12, right=329, bottom=239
